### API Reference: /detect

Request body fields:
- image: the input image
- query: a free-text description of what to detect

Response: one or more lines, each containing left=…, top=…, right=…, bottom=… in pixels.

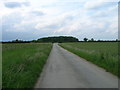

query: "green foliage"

left=2, top=43, right=52, bottom=88
left=11, top=39, right=30, bottom=43
left=88, top=38, right=94, bottom=42
left=37, top=36, right=79, bottom=43
left=83, top=38, right=88, bottom=42
left=59, top=42, right=118, bottom=77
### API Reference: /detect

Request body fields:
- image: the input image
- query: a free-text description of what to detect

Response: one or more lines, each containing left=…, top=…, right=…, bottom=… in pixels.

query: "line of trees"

left=2, top=39, right=31, bottom=44
left=2, top=36, right=79, bottom=43
left=83, top=38, right=119, bottom=42
left=2, top=36, right=119, bottom=43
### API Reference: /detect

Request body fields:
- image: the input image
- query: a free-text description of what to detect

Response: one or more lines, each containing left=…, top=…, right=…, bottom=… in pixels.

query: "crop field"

left=2, top=43, right=52, bottom=88
left=59, top=42, right=119, bottom=77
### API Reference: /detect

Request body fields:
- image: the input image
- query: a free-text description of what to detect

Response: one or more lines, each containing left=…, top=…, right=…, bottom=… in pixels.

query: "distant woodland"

left=2, top=36, right=119, bottom=43
left=37, top=36, right=79, bottom=43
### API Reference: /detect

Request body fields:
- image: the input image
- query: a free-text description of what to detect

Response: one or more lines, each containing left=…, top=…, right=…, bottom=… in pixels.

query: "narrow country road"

left=35, top=43, right=118, bottom=88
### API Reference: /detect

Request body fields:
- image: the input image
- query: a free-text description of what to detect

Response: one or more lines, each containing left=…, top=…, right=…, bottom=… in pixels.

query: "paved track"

left=35, top=43, right=118, bottom=88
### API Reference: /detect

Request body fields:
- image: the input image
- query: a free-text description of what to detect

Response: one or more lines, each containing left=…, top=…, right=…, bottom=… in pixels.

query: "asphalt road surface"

left=35, top=43, right=118, bottom=88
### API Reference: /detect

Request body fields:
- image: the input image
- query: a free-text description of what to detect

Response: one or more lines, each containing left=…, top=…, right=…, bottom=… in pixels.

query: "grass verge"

left=59, top=42, right=118, bottom=77
left=2, top=43, right=52, bottom=88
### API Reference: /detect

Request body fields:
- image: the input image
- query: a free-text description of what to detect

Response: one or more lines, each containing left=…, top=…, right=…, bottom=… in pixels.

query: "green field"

left=2, top=43, right=52, bottom=88
left=59, top=42, right=118, bottom=77
left=2, top=42, right=119, bottom=88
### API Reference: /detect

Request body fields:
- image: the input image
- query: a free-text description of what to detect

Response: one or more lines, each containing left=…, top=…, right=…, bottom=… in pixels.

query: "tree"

left=91, top=38, right=94, bottom=42
left=16, top=39, right=19, bottom=42
left=83, top=38, right=88, bottom=42
left=116, top=39, right=118, bottom=41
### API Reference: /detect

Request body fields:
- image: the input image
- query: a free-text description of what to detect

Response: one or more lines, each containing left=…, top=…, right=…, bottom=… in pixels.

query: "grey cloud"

left=2, top=1, right=118, bottom=41
left=4, top=2, right=30, bottom=8
left=2, top=30, right=37, bottom=41
left=22, top=2, right=30, bottom=6
left=87, top=2, right=117, bottom=10
left=36, top=15, right=75, bottom=30
left=31, top=11, right=44, bottom=16
left=2, top=12, right=23, bottom=26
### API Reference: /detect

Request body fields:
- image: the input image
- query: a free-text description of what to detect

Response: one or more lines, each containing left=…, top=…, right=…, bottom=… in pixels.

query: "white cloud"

left=84, top=1, right=105, bottom=9
left=3, top=0, right=27, bottom=2
left=1, top=0, right=118, bottom=41
left=106, top=22, right=118, bottom=34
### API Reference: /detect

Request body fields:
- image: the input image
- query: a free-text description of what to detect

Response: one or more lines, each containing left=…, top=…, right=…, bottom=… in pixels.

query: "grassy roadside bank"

left=2, top=43, right=52, bottom=88
left=59, top=42, right=118, bottom=77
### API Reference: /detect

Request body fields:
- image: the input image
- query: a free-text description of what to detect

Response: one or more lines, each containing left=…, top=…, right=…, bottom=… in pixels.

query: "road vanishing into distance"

left=35, top=43, right=118, bottom=88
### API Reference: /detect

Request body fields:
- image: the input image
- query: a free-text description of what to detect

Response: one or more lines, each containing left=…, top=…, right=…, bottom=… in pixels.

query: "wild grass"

left=2, top=43, right=52, bottom=88
left=59, top=42, right=118, bottom=77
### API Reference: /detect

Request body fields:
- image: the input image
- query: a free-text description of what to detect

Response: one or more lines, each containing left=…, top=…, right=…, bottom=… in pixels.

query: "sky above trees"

left=0, top=0, right=118, bottom=41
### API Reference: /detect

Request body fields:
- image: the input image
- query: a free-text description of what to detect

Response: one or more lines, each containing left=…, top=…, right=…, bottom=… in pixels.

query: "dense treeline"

left=1, top=36, right=119, bottom=43
left=37, top=36, right=79, bottom=43
left=2, top=39, right=30, bottom=44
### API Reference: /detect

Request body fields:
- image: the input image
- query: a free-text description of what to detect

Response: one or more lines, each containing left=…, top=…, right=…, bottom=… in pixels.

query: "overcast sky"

left=0, top=0, right=119, bottom=41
